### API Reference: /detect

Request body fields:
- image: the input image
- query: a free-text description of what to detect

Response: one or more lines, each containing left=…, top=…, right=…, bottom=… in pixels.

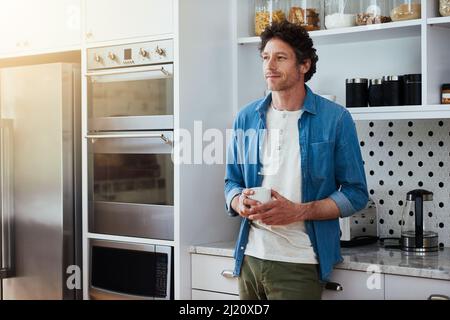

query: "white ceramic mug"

left=248, top=187, right=271, bottom=204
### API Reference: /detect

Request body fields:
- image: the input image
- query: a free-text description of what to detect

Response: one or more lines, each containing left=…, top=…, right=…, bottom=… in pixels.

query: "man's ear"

left=300, top=59, right=311, bottom=75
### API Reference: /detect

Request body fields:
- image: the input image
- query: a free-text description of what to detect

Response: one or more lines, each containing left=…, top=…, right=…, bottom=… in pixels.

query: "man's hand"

left=248, top=189, right=311, bottom=225
left=231, top=189, right=261, bottom=218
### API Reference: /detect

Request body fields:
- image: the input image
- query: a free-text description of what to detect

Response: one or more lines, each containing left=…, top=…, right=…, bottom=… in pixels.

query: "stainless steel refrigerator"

left=0, top=63, right=81, bottom=300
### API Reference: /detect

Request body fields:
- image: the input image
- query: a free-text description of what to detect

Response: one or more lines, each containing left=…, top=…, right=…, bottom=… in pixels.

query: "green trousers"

left=238, top=255, right=323, bottom=300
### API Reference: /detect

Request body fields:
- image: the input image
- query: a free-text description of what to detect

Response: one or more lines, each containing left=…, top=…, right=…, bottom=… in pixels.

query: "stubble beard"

left=266, top=69, right=303, bottom=92
left=267, top=78, right=298, bottom=92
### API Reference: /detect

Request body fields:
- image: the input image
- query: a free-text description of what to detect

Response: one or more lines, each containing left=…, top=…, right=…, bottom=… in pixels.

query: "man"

left=224, top=21, right=368, bottom=300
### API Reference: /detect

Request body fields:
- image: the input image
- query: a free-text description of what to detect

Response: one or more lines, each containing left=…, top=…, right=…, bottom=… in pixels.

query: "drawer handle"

left=221, top=270, right=235, bottom=278
left=428, top=294, right=450, bottom=300
left=324, top=282, right=343, bottom=291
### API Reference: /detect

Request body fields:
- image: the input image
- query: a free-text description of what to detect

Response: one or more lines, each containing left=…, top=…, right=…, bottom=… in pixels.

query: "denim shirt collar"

left=255, top=85, right=317, bottom=118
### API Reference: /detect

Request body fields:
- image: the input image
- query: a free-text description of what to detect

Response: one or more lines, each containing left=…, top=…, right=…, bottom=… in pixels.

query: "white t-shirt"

left=244, top=104, right=318, bottom=264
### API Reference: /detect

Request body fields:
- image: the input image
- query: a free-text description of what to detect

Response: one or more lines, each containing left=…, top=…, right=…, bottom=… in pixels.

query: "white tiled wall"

left=356, top=119, right=450, bottom=247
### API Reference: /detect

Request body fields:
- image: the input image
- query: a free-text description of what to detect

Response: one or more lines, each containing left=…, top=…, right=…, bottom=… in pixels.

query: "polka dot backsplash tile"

left=355, top=119, right=450, bottom=248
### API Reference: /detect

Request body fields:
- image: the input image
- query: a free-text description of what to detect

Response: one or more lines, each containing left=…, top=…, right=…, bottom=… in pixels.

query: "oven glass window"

left=88, top=75, right=173, bottom=118
left=91, top=246, right=168, bottom=298
left=93, top=153, right=174, bottom=205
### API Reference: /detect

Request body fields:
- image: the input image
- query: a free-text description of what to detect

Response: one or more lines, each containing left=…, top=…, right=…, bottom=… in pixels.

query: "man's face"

left=261, top=38, right=309, bottom=92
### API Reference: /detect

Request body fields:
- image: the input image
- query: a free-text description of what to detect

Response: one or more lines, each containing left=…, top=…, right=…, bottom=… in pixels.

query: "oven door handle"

left=85, top=65, right=172, bottom=77
left=85, top=133, right=172, bottom=145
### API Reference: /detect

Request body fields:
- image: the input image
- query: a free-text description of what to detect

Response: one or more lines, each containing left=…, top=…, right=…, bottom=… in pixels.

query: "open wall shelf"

left=233, top=0, right=450, bottom=120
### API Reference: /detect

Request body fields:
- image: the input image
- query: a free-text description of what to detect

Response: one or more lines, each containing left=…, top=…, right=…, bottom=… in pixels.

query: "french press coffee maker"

left=401, top=189, right=438, bottom=253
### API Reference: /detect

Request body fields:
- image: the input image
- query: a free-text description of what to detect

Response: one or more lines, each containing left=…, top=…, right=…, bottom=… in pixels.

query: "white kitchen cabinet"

left=385, top=274, right=450, bottom=300
left=232, top=0, right=450, bottom=120
left=0, top=2, right=25, bottom=55
left=190, top=251, right=450, bottom=300
left=29, top=0, right=81, bottom=51
left=190, top=253, right=387, bottom=300
left=0, top=0, right=81, bottom=56
left=82, top=0, right=238, bottom=300
left=324, top=270, right=450, bottom=300
left=322, top=269, right=385, bottom=300
left=191, top=254, right=239, bottom=298
left=84, top=0, right=173, bottom=43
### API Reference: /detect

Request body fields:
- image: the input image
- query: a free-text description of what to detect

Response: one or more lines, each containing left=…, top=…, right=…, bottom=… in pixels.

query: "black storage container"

left=382, top=75, right=403, bottom=106
left=346, top=78, right=368, bottom=108
left=368, top=78, right=383, bottom=107
left=403, top=74, right=422, bottom=105
left=443, top=83, right=450, bottom=104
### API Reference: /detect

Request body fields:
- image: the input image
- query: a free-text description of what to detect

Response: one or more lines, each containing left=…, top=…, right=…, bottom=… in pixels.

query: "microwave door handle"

left=0, top=123, right=14, bottom=280
left=85, top=133, right=172, bottom=145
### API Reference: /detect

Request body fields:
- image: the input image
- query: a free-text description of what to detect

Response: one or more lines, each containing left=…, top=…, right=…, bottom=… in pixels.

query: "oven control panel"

left=87, top=39, right=173, bottom=70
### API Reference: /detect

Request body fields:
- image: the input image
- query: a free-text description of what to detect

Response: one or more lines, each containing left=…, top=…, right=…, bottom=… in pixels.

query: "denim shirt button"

left=240, top=246, right=244, bottom=250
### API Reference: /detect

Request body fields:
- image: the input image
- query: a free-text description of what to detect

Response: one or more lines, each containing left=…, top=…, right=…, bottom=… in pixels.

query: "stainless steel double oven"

left=86, top=40, right=174, bottom=241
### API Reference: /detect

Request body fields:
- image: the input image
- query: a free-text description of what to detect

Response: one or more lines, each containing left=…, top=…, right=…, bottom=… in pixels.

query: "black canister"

left=403, top=74, right=422, bottom=105
left=346, top=78, right=368, bottom=108
left=368, top=78, right=383, bottom=107
left=443, top=84, right=450, bottom=104
left=382, top=75, right=403, bottom=106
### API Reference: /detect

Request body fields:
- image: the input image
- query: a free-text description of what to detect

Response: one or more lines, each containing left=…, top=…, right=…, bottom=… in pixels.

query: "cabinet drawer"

left=191, top=254, right=238, bottom=295
left=385, top=274, right=450, bottom=300
left=192, top=289, right=239, bottom=300
left=322, top=269, right=385, bottom=300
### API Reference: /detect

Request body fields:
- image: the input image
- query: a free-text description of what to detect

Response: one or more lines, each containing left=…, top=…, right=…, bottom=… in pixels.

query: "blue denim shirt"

left=224, top=85, right=368, bottom=281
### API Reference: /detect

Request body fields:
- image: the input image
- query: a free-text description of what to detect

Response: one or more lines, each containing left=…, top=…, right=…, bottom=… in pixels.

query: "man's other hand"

left=231, top=189, right=261, bottom=218
left=248, top=189, right=310, bottom=225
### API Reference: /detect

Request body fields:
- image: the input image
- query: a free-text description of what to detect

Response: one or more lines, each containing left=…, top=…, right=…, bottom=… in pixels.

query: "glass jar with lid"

left=288, top=0, right=321, bottom=31
left=325, top=0, right=358, bottom=29
left=255, top=0, right=287, bottom=36
left=440, top=0, right=450, bottom=17
left=255, top=0, right=271, bottom=36
left=390, top=0, right=421, bottom=21
left=357, top=0, right=392, bottom=25
left=272, top=0, right=288, bottom=24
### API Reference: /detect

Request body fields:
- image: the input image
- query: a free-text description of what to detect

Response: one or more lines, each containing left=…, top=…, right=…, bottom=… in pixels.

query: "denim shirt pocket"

left=309, top=141, right=334, bottom=183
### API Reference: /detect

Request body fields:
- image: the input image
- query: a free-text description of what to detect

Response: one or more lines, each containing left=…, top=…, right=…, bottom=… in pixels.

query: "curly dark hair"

left=259, top=21, right=318, bottom=82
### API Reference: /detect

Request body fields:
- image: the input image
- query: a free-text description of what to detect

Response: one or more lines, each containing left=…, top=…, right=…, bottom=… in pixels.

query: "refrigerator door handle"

left=0, top=120, right=14, bottom=280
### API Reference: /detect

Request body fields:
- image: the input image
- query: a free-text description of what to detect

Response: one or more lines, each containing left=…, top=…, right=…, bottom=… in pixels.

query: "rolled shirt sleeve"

left=331, top=110, right=369, bottom=217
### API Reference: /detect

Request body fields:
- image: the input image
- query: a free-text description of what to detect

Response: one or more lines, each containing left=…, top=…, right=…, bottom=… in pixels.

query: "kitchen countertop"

left=190, top=241, right=450, bottom=281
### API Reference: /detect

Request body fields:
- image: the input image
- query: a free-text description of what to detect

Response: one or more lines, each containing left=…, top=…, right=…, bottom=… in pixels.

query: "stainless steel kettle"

left=400, top=189, right=438, bottom=253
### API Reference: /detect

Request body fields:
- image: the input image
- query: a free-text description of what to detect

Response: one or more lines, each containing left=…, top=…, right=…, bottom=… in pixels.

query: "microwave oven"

left=89, top=239, right=173, bottom=300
